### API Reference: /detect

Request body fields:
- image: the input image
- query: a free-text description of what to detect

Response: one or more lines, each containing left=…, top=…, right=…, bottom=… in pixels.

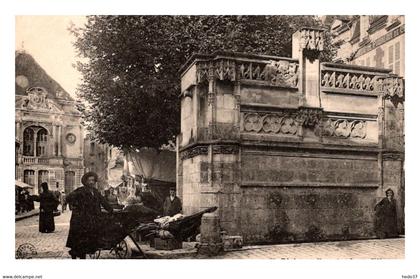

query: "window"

left=90, top=142, right=95, bottom=154
left=388, top=42, right=401, bottom=76
left=38, top=170, right=49, bottom=185
left=36, top=128, right=48, bottom=156
left=24, top=170, right=35, bottom=186
left=388, top=45, right=394, bottom=71
left=23, top=128, right=34, bottom=156
left=395, top=42, right=401, bottom=76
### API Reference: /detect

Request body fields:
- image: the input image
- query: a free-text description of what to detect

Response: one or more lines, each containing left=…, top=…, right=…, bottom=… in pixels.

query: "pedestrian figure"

left=65, top=172, right=113, bottom=259
left=162, top=187, right=182, bottom=217
left=53, top=182, right=62, bottom=212
left=61, top=191, right=67, bottom=212
left=374, top=188, right=398, bottom=239
left=105, top=187, right=121, bottom=209
left=32, top=182, right=59, bottom=233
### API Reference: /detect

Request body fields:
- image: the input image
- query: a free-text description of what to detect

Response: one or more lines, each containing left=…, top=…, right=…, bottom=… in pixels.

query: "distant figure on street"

left=162, top=187, right=182, bottom=217
left=32, top=182, right=59, bottom=233
left=65, top=172, right=113, bottom=259
left=61, top=191, right=67, bottom=212
left=53, top=182, right=62, bottom=212
left=374, top=188, right=398, bottom=239
left=105, top=187, right=121, bottom=209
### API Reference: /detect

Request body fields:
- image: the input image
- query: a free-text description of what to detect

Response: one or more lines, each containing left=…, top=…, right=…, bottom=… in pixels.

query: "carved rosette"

left=243, top=112, right=299, bottom=135
left=238, top=60, right=299, bottom=88
left=322, top=118, right=367, bottom=139
left=180, top=145, right=209, bottom=160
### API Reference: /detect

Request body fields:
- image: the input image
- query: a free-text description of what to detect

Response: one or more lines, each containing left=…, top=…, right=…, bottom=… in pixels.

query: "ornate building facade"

left=178, top=27, right=404, bottom=244
left=325, top=15, right=405, bottom=77
left=15, top=51, right=84, bottom=194
left=83, top=137, right=114, bottom=192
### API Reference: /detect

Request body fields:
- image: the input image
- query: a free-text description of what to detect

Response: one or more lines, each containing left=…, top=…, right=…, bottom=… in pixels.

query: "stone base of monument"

left=153, top=238, right=183, bottom=250
left=196, top=242, right=224, bottom=256
left=197, top=212, right=224, bottom=256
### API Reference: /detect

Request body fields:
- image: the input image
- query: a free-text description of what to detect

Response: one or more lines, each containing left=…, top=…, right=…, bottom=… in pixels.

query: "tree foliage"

left=71, top=16, right=335, bottom=149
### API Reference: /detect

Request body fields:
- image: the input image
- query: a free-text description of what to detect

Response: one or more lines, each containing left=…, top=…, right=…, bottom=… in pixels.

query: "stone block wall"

left=240, top=186, right=378, bottom=243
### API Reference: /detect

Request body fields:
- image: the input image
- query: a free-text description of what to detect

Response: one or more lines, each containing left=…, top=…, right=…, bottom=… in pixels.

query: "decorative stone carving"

left=300, top=28, right=325, bottom=52
left=243, top=112, right=299, bottom=135
left=296, top=107, right=323, bottom=128
left=196, top=58, right=298, bottom=88
left=238, top=60, right=299, bottom=88
left=321, top=71, right=382, bottom=93
left=66, top=133, right=76, bottom=144
left=383, top=77, right=404, bottom=99
left=322, top=118, right=367, bottom=139
left=214, top=60, right=236, bottom=81
left=212, top=144, right=239, bottom=155
left=197, top=60, right=235, bottom=83
left=180, top=145, right=208, bottom=160
left=17, top=87, right=63, bottom=114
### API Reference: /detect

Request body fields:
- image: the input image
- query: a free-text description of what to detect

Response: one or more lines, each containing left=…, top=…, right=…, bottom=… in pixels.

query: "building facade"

left=15, top=51, right=84, bottom=194
left=178, top=27, right=404, bottom=244
left=327, top=15, right=405, bottom=77
left=83, top=137, right=114, bottom=192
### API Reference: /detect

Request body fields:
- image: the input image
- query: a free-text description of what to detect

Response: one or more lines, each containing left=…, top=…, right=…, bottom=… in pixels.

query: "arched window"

left=36, top=128, right=48, bottom=156
left=23, top=128, right=34, bottom=156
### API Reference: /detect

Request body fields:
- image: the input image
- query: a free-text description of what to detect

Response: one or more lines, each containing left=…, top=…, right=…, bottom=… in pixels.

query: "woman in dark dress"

left=32, top=182, right=59, bottom=233
left=374, top=188, right=398, bottom=238
left=65, top=172, right=113, bottom=259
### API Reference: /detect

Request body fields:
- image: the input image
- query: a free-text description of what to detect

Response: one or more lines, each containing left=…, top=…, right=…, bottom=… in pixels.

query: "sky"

left=15, top=16, right=87, bottom=98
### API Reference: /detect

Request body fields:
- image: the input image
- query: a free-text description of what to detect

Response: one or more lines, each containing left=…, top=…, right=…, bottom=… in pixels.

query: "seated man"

left=162, top=187, right=182, bottom=217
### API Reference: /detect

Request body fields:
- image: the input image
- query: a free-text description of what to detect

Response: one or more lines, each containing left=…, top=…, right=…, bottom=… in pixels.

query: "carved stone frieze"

left=243, top=112, right=299, bottom=135
left=322, top=118, right=367, bottom=139
left=212, top=144, right=239, bottom=155
left=196, top=58, right=298, bottom=88
left=321, top=71, right=382, bottom=93
left=180, top=145, right=208, bottom=160
left=197, top=60, right=235, bottom=83
left=238, top=60, right=299, bottom=88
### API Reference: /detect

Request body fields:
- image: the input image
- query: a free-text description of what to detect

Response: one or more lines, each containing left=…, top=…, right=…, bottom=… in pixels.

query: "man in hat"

left=162, top=187, right=182, bottom=217
left=65, top=172, right=113, bottom=259
left=374, top=188, right=398, bottom=239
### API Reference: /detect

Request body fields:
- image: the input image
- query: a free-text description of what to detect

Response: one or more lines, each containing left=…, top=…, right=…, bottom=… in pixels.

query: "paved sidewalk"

left=15, top=212, right=404, bottom=259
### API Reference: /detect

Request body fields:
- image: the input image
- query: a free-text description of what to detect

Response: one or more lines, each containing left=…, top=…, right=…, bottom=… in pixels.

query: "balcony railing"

left=22, top=156, right=50, bottom=165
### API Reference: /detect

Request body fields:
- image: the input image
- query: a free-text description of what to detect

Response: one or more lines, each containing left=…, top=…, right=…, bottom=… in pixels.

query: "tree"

left=71, top=16, right=336, bottom=150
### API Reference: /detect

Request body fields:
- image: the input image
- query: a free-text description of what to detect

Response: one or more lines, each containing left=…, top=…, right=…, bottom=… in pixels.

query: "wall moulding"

left=240, top=181, right=380, bottom=188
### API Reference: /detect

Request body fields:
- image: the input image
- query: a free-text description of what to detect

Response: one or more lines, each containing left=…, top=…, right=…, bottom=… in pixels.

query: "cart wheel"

left=88, top=249, right=101, bottom=259
left=113, top=240, right=131, bottom=259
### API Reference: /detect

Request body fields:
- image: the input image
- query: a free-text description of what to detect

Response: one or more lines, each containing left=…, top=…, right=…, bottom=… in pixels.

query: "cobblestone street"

left=15, top=212, right=404, bottom=259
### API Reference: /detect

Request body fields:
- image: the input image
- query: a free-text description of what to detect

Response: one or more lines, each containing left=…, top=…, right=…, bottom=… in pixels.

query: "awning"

left=125, top=148, right=176, bottom=183
left=15, top=180, right=33, bottom=189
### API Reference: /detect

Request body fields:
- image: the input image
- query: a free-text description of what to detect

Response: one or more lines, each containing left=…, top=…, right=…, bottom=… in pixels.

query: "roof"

left=15, top=51, right=73, bottom=101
